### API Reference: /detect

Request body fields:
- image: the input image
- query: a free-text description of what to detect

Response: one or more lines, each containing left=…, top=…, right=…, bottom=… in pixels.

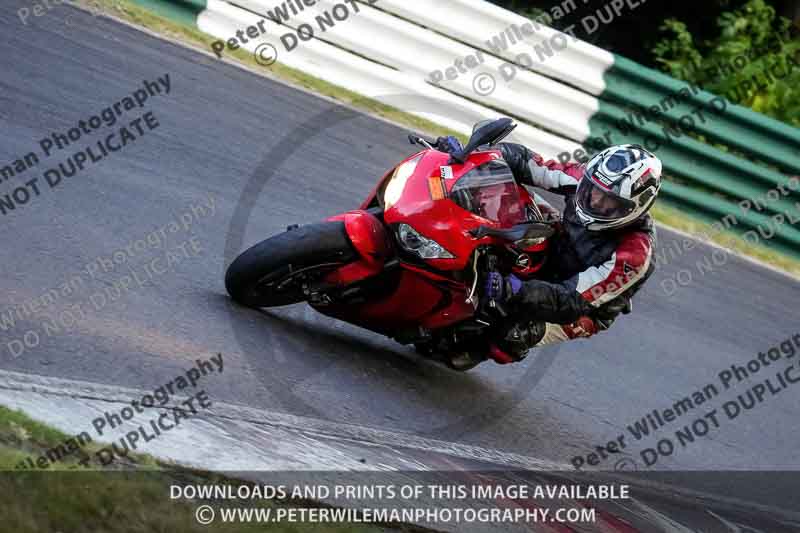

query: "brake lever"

left=407, top=134, right=434, bottom=150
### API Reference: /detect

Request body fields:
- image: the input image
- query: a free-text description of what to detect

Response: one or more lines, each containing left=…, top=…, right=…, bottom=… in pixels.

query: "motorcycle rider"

left=436, top=137, right=662, bottom=369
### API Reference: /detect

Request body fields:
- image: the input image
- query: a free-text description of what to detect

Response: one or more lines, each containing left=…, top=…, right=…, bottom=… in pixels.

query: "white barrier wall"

left=370, top=0, right=614, bottom=95
left=199, top=0, right=583, bottom=158
left=231, top=0, right=599, bottom=142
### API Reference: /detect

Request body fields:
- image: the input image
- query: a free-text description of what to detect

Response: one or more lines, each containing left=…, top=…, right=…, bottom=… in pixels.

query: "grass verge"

left=76, top=0, right=800, bottom=277
left=0, top=405, right=403, bottom=532
left=651, top=203, right=800, bottom=277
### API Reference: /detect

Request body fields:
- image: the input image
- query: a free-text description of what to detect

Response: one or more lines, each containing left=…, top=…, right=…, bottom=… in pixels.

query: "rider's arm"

left=499, top=143, right=583, bottom=195
left=510, top=279, right=594, bottom=324
left=510, top=232, right=654, bottom=324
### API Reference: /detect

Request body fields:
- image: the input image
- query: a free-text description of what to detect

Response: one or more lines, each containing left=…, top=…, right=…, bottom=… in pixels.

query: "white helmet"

left=575, top=144, right=662, bottom=231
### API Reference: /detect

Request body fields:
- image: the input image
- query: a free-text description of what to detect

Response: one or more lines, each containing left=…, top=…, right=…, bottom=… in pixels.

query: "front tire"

left=225, top=222, right=356, bottom=308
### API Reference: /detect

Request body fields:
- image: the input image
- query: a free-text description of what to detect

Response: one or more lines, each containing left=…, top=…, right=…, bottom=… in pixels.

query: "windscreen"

left=450, top=160, right=526, bottom=226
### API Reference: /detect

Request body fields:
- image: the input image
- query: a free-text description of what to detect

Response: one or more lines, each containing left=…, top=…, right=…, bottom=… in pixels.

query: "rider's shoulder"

left=615, top=227, right=654, bottom=266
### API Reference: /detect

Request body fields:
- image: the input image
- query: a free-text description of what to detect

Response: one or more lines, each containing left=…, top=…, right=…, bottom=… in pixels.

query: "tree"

left=652, top=0, right=800, bottom=126
left=488, top=1, right=795, bottom=65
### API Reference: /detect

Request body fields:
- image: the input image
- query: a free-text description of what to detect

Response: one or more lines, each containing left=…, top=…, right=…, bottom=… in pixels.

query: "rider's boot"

left=490, top=320, right=546, bottom=363
left=447, top=350, right=487, bottom=371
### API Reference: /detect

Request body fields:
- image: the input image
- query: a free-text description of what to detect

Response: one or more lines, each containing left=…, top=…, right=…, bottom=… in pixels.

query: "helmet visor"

left=576, top=177, right=635, bottom=220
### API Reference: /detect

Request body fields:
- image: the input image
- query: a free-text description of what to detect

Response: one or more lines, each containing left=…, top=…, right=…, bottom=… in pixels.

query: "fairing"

left=320, top=148, right=546, bottom=336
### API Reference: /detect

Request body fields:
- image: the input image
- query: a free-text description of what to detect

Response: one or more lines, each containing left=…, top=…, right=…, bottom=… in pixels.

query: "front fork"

left=424, top=248, right=517, bottom=365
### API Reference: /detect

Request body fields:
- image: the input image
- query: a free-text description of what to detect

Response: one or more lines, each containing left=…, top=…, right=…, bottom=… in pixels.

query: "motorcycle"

left=225, top=118, right=556, bottom=370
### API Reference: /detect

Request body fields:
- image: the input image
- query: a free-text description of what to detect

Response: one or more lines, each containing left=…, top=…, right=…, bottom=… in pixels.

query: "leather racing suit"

left=496, top=143, right=657, bottom=349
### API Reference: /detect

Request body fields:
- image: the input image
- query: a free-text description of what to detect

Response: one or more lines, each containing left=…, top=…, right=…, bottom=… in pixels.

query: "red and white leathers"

left=498, top=143, right=657, bottom=346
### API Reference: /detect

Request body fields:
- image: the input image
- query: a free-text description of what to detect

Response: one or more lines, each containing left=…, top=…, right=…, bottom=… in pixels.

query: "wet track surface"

left=1, top=0, right=799, bottom=515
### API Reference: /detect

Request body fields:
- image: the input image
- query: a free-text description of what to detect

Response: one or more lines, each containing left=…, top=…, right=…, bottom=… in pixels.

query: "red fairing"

left=325, top=210, right=392, bottom=286
left=312, top=143, right=552, bottom=359
left=316, top=269, right=475, bottom=333
left=381, top=150, right=527, bottom=272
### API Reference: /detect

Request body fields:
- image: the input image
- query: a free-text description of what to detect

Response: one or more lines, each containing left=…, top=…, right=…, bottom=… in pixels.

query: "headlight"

left=397, top=223, right=454, bottom=259
left=383, top=155, right=421, bottom=209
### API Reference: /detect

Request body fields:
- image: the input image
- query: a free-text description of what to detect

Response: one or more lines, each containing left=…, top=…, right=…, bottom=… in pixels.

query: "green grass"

left=0, top=405, right=140, bottom=471
left=0, top=404, right=161, bottom=471
left=0, top=406, right=399, bottom=532
left=76, top=0, right=800, bottom=277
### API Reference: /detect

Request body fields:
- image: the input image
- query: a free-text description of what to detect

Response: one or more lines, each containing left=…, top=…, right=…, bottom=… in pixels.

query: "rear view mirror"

left=450, top=118, right=517, bottom=164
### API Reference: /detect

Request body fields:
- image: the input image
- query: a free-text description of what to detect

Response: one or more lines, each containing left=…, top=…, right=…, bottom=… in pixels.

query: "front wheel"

left=225, top=222, right=356, bottom=308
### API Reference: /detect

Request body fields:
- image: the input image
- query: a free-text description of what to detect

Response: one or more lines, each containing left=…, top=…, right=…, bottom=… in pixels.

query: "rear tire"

left=225, top=222, right=356, bottom=308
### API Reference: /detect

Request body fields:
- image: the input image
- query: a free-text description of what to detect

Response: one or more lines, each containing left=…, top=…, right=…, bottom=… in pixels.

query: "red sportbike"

left=226, top=119, right=555, bottom=370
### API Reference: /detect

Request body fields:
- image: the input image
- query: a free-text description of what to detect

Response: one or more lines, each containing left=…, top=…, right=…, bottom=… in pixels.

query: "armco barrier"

left=233, top=0, right=598, bottom=141
left=132, top=0, right=592, bottom=157
left=232, top=0, right=799, bottom=229
left=369, top=0, right=614, bottom=95
left=131, top=0, right=203, bottom=25
left=604, top=57, right=800, bottom=175
left=196, top=0, right=580, bottom=157
left=129, top=0, right=581, bottom=157
left=369, top=0, right=800, bottom=255
left=129, top=0, right=800, bottom=258
left=374, top=0, right=800, bottom=175
left=660, top=181, right=800, bottom=259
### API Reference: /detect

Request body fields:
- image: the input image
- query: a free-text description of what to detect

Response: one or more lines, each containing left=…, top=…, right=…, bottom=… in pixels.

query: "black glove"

left=509, top=279, right=594, bottom=325
left=485, top=272, right=522, bottom=303
left=590, top=296, right=632, bottom=330
left=510, top=279, right=634, bottom=327
left=434, top=135, right=464, bottom=155
left=592, top=296, right=632, bottom=320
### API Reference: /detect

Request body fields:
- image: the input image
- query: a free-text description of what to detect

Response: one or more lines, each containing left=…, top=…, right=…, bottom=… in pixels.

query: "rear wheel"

left=225, top=222, right=356, bottom=308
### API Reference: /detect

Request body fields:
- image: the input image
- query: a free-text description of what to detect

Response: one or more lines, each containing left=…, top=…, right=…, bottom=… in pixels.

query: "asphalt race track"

left=1, top=0, right=799, bottom=514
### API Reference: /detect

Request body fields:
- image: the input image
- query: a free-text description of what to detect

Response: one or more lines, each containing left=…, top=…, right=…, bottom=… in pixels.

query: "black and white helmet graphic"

left=575, top=144, right=662, bottom=231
